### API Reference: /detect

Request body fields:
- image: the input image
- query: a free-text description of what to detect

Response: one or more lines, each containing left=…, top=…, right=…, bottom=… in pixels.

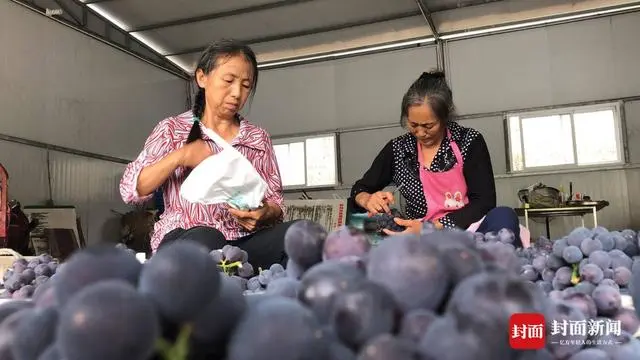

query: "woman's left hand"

left=382, top=218, right=423, bottom=235
left=227, top=204, right=269, bottom=232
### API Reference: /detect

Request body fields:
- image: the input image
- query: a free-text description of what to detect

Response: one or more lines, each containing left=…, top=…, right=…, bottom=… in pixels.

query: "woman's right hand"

left=178, top=140, right=214, bottom=168
left=356, top=191, right=395, bottom=216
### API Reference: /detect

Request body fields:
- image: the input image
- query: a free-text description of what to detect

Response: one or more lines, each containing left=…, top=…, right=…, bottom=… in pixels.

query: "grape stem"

left=216, top=259, right=244, bottom=276
left=155, top=324, right=192, bottom=360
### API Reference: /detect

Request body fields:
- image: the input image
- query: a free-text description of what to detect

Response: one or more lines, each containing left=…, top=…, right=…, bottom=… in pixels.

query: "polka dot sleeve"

left=438, top=215, right=457, bottom=229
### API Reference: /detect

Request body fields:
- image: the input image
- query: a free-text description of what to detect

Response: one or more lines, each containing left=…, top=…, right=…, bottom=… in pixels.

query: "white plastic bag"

left=179, top=125, right=268, bottom=210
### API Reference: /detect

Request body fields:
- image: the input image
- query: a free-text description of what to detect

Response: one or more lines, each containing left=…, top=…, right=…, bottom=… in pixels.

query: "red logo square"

left=509, top=313, right=546, bottom=349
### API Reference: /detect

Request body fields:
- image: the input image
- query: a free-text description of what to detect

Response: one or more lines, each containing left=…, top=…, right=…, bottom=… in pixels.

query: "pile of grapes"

left=1, top=254, right=59, bottom=299
left=1, top=220, right=640, bottom=360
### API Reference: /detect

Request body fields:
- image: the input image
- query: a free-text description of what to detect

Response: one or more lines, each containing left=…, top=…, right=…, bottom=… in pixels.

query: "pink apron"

left=417, top=133, right=531, bottom=247
left=418, top=131, right=469, bottom=222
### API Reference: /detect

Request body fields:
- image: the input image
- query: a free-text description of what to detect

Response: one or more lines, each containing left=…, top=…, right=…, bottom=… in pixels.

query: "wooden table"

left=514, top=201, right=609, bottom=239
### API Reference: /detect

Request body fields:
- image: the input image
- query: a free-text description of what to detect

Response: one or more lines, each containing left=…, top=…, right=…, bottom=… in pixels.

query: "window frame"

left=272, top=132, right=340, bottom=191
left=505, top=102, right=625, bottom=174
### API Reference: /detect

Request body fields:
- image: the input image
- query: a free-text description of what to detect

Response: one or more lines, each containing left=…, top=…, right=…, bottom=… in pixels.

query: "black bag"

left=517, top=183, right=561, bottom=208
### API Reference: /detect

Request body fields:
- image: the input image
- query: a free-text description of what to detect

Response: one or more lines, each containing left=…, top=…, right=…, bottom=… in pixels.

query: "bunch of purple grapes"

left=1, top=221, right=640, bottom=360
left=209, top=245, right=255, bottom=279
left=362, top=208, right=406, bottom=234
left=1, top=254, right=58, bottom=300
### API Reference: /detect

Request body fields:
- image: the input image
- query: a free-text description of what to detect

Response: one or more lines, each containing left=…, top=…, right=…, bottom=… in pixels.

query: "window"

left=507, top=103, right=624, bottom=172
left=272, top=133, right=339, bottom=189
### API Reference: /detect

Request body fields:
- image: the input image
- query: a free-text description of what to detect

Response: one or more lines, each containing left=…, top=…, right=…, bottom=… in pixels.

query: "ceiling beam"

left=9, top=0, right=190, bottom=79
left=129, top=0, right=315, bottom=33
left=164, top=10, right=422, bottom=57
left=82, top=0, right=114, bottom=4
left=415, top=0, right=439, bottom=39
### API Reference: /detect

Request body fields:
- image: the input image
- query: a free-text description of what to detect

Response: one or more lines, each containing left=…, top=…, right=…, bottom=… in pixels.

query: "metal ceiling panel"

left=83, top=0, right=286, bottom=28
left=168, top=15, right=430, bottom=72
left=141, top=0, right=419, bottom=56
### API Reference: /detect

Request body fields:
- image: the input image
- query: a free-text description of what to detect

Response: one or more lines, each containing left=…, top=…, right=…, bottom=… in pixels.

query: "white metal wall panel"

left=446, top=12, right=640, bottom=115
left=251, top=46, right=439, bottom=136
left=0, top=1, right=188, bottom=160
left=48, top=152, right=129, bottom=245
left=0, top=142, right=49, bottom=205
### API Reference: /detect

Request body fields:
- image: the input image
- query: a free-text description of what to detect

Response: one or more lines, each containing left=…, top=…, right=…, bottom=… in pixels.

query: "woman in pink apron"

left=349, top=71, right=529, bottom=247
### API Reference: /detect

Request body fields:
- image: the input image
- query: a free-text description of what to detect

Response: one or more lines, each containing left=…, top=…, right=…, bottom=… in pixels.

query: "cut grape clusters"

left=362, top=208, right=407, bottom=234
left=0, top=222, right=639, bottom=360
left=1, top=253, right=58, bottom=300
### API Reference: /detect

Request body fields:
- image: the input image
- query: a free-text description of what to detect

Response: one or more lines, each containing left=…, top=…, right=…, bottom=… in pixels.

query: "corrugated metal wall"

left=0, top=1, right=188, bottom=245
left=252, top=11, right=640, bottom=238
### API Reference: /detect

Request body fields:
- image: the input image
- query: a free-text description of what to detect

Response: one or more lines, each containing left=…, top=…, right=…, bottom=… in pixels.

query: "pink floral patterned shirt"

left=120, top=110, right=285, bottom=252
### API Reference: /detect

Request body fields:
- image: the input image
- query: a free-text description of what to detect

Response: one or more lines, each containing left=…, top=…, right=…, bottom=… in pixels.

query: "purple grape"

left=603, top=268, right=614, bottom=280
left=568, top=348, right=609, bottom=360
left=563, top=245, right=583, bottom=264
left=613, top=266, right=632, bottom=286
left=284, top=220, right=327, bottom=270
left=34, top=263, right=53, bottom=277
left=258, top=269, right=273, bottom=287
left=609, top=249, right=633, bottom=269
left=591, top=285, right=621, bottom=316
left=226, top=297, right=328, bottom=360
left=190, top=275, right=247, bottom=351
left=547, top=301, right=586, bottom=359
left=588, top=250, right=612, bottom=270
left=398, top=309, right=437, bottom=344
left=419, top=316, right=500, bottom=359
left=536, top=280, right=553, bottom=293
left=595, top=233, right=615, bottom=251
left=563, top=292, right=597, bottom=318
left=247, top=277, right=262, bottom=291
left=497, top=228, right=515, bottom=244
left=299, top=260, right=365, bottom=321
left=265, top=277, right=300, bottom=298
left=20, top=268, right=36, bottom=284
left=580, top=264, right=604, bottom=284
left=483, top=231, right=499, bottom=242
left=555, top=266, right=573, bottom=285
left=237, top=262, right=255, bottom=278
left=567, top=227, right=592, bottom=247
left=138, top=241, right=221, bottom=323
left=210, top=249, right=224, bottom=263
left=532, top=255, right=547, bottom=272
left=580, top=237, right=603, bottom=256
left=541, top=268, right=556, bottom=282
left=599, top=278, right=620, bottom=291
left=57, top=280, right=160, bottom=360
left=223, top=246, right=244, bottom=262
left=323, top=226, right=371, bottom=262
left=10, top=307, right=58, bottom=360
left=546, top=255, right=564, bottom=270
left=329, top=281, right=398, bottom=349
left=359, top=334, right=420, bottom=360
left=269, top=263, right=285, bottom=274
left=286, top=259, right=305, bottom=280
left=612, top=308, right=640, bottom=335
left=367, top=234, right=449, bottom=312
left=54, top=244, right=143, bottom=305
left=574, top=281, right=596, bottom=296
left=520, top=265, right=538, bottom=282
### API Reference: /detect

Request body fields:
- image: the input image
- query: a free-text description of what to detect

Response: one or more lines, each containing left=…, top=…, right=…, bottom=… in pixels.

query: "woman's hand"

left=382, top=218, right=422, bottom=235
left=227, top=202, right=279, bottom=232
left=178, top=140, right=214, bottom=168
left=356, top=191, right=395, bottom=216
